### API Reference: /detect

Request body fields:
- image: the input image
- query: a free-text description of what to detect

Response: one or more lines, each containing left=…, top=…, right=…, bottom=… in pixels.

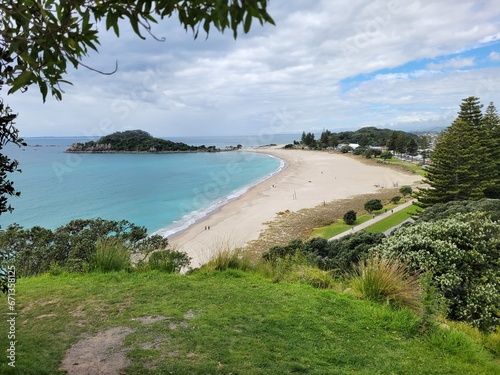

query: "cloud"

left=427, top=57, right=475, bottom=71
left=4, top=0, right=500, bottom=137
left=489, top=51, right=500, bottom=61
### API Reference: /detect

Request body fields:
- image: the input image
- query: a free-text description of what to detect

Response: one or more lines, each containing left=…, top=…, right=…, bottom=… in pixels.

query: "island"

left=66, top=130, right=220, bottom=153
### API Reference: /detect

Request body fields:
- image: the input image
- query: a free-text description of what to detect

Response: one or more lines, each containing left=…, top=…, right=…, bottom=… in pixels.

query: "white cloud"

left=4, top=0, right=500, bottom=137
left=489, top=51, right=500, bottom=61
left=427, top=57, right=475, bottom=71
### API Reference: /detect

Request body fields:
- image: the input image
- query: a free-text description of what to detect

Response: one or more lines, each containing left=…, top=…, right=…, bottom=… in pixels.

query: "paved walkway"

left=328, top=199, right=417, bottom=241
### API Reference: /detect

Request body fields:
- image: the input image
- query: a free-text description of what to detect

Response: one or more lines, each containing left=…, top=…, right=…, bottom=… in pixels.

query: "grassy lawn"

left=364, top=205, right=423, bottom=233
left=1, top=271, right=498, bottom=374
left=310, top=215, right=372, bottom=238
left=310, top=202, right=404, bottom=239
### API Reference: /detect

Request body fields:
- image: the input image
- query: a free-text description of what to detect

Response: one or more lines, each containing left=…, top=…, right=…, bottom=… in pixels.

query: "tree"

left=0, top=103, right=26, bottom=215
left=0, top=0, right=275, bottom=214
left=380, top=151, right=392, bottom=160
left=406, top=138, right=418, bottom=160
left=399, top=185, right=412, bottom=198
left=482, top=102, right=500, bottom=198
left=386, top=131, right=398, bottom=152
left=457, top=96, right=483, bottom=127
left=358, top=134, right=369, bottom=147
left=418, top=98, right=497, bottom=206
left=417, top=135, right=431, bottom=165
left=395, top=133, right=407, bottom=156
left=340, top=145, right=352, bottom=153
left=364, top=199, right=382, bottom=213
left=343, top=210, right=357, bottom=225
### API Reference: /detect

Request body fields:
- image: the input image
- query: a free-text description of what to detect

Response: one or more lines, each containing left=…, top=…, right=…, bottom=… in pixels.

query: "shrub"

left=380, top=151, right=393, bottom=160
left=391, top=196, right=402, bottom=204
left=364, top=198, right=383, bottom=213
left=340, top=145, right=352, bottom=153
left=417, top=198, right=500, bottom=223
left=0, top=219, right=147, bottom=278
left=343, top=210, right=357, bottom=225
left=263, top=232, right=385, bottom=273
left=353, top=146, right=367, bottom=155
left=89, top=238, right=131, bottom=273
left=399, top=185, right=413, bottom=197
left=374, top=212, right=500, bottom=332
left=350, top=254, right=422, bottom=313
left=148, top=249, right=191, bottom=273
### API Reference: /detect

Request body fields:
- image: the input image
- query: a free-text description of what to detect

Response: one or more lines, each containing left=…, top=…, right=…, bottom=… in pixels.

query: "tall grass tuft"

left=89, top=237, right=131, bottom=273
left=206, top=248, right=254, bottom=272
left=350, top=254, right=422, bottom=313
left=148, top=249, right=191, bottom=273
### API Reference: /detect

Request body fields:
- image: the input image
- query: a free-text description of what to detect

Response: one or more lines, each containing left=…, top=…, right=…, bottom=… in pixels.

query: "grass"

left=310, top=202, right=409, bottom=239
left=89, top=237, right=131, bottom=272
left=310, top=215, right=372, bottom=238
left=364, top=204, right=422, bottom=233
left=1, top=271, right=499, bottom=374
left=350, top=254, right=422, bottom=314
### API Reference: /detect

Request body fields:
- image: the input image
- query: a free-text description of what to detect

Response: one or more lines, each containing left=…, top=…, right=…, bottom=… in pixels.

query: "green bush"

left=0, top=219, right=147, bottom=278
left=391, top=196, right=402, bottom=204
left=263, top=232, right=385, bottom=272
left=380, top=151, right=393, bottom=160
left=350, top=254, right=422, bottom=313
left=399, top=185, right=413, bottom=197
left=375, top=212, right=500, bottom=332
left=364, top=199, right=383, bottom=213
left=148, top=249, right=191, bottom=273
left=343, top=210, right=357, bottom=225
left=90, top=238, right=131, bottom=273
left=418, top=198, right=500, bottom=222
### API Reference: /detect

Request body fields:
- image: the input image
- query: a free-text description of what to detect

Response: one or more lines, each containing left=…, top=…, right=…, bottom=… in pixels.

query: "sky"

left=6, top=0, right=500, bottom=138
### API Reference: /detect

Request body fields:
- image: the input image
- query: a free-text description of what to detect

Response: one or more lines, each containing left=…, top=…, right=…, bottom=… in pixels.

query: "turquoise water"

left=0, top=135, right=295, bottom=234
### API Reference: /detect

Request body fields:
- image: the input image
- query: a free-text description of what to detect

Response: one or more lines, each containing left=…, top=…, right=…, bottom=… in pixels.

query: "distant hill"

left=66, top=130, right=219, bottom=153
left=334, top=127, right=419, bottom=147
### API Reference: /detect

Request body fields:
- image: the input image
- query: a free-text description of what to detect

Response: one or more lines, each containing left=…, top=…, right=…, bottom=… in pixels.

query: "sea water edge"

left=154, top=153, right=287, bottom=239
left=1, top=135, right=296, bottom=235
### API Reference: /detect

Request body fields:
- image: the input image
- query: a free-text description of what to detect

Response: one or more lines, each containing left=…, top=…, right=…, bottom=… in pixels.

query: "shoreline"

left=154, top=152, right=288, bottom=239
left=168, top=147, right=418, bottom=269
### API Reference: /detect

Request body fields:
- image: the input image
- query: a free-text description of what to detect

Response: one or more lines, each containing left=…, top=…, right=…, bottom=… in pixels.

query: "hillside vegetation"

left=66, top=130, right=219, bottom=153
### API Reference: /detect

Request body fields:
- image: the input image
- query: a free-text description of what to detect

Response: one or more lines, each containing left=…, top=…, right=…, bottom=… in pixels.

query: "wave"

left=153, top=153, right=287, bottom=238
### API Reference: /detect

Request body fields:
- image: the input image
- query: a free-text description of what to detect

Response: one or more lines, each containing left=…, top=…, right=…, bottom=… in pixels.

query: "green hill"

left=66, top=130, right=219, bottom=153
left=2, top=270, right=498, bottom=374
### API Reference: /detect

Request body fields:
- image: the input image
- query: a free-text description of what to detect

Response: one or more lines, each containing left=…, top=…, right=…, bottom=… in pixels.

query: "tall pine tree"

left=419, top=97, right=497, bottom=205
left=482, top=102, right=500, bottom=198
left=419, top=118, right=487, bottom=205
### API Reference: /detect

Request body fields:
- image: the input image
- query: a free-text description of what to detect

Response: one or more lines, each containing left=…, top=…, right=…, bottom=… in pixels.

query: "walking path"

left=328, top=199, right=417, bottom=241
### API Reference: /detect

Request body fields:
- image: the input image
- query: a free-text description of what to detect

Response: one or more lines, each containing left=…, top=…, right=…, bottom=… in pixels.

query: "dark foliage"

left=364, top=199, right=383, bottom=213
left=343, top=210, right=357, bottom=225
left=417, top=198, right=500, bottom=223
left=0, top=218, right=148, bottom=277
left=0, top=102, right=26, bottom=215
left=263, top=231, right=386, bottom=272
left=66, top=130, right=218, bottom=153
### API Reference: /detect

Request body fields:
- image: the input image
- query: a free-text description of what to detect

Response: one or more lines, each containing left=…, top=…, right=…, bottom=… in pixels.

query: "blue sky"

left=6, top=0, right=500, bottom=138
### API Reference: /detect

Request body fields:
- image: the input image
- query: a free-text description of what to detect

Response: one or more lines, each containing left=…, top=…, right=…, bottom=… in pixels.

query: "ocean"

left=0, top=134, right=298, bottom=235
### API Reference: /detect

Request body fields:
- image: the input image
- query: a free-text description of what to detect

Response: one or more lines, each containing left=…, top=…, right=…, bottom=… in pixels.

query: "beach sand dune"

left=169, top=147, right=417, bottom=268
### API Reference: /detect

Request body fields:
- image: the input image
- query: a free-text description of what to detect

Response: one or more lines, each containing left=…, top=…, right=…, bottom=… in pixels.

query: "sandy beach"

left=169, top=147, right=417, bottom=268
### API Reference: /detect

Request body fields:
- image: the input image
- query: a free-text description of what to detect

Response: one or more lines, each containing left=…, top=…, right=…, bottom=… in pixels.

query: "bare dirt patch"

left=60, top=311, right=198, bottom=374
left=60, top=327, right=135, bottom=375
